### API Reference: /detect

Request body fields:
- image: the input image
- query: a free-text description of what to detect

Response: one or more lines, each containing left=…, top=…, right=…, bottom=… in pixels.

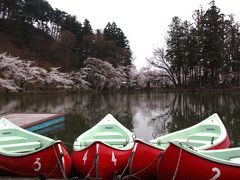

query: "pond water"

left=1, top=91, right=240, bottom=151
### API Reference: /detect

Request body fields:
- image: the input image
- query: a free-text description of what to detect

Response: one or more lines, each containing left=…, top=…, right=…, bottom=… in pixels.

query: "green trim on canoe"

left=149, top=113, right=226, bottom=150
left=0, top=118, right=56, bottom=156
left=74, top=114, right=134, bottom=150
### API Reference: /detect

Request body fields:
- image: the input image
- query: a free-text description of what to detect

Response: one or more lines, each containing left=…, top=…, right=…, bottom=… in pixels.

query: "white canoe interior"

left=74, top=114, right=134, bottom=150
left=0, top=118, right=54, bottom=155
left=150, top=113, right=227, bottom=150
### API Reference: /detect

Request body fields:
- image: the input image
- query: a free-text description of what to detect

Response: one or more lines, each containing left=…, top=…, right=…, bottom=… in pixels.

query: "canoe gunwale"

left=134, top=138, right=165, bottom=150
left=0, top=140, right=62, bottom=157
left=73, top=140, right=134, bottom=152
left=171, top=141, right=240, bottom=167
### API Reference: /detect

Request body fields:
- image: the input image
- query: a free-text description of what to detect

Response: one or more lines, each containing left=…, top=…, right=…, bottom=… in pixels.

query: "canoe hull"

left=0, top=141, right=71, bottom=178
left=158, top=143, right=240, bottom=180
left=129, top=139, right=164, bottom=179
left=72, top=141, right=133, bottom=179
left=129, top=132, right=230, bottom=179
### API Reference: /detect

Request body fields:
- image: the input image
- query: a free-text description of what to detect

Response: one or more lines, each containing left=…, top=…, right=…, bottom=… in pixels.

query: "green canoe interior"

left=76, top=124, right=133, bottom=150
left=0, top=125, right=53, bottom=155
left=152, top=124, right=221, bottom=149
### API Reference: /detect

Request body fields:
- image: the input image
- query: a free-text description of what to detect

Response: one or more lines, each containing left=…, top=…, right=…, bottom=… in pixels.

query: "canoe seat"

left=191, top=132, right=218, bottom=137
left=94, top=132, right=124, bottom=139
left=84, top=138, right=127, bottom=146
left=0, top=136, right=27, bottom=144
left=0, top=141, right=42, bottom=153
left=189, top=132, right=219, bottom=141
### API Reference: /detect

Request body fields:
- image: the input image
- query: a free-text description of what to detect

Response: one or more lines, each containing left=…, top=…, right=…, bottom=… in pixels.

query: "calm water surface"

left=1, top=91, right=240, bottom=151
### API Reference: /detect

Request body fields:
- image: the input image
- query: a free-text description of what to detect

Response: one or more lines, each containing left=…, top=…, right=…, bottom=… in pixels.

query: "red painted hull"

left=129, top=139, right=164, bottom=179
left=0, top=141, right=71, bottom=178
left=71, top=141, right=133, bottom=179
left=158, top=142, right=240, bottom=180
left=208, top=134, right=230, bottom=150
left=129, top=136, right=230, bottom=180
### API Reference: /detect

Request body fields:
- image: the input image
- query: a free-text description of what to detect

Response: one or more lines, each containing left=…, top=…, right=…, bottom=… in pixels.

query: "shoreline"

left=0, top=87, right=240, bottom=94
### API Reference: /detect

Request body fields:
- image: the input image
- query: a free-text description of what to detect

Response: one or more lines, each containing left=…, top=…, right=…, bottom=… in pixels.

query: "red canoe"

left=158, top=141, right=240, bottom=180
left=72, top=141, right=133, bottom=178
left=71, top=114, right=134, bottom=179
left=128, top=113, right=230, bottom=179
left=0, top=118, right=71, bottom=178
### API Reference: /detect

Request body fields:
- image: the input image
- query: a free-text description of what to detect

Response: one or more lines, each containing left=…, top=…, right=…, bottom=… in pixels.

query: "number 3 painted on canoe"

left=34, top=158, right=41, bottom=172
left=210, top=167, right=221, bottom=180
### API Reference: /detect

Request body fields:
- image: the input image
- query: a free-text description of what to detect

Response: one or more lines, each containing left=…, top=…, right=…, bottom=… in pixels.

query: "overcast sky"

left=47, top=0, right=240, bottom=70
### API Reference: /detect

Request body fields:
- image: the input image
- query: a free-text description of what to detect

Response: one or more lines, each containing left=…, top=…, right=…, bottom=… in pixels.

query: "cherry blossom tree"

left=83, top=57, right=127, bottom=90
left=0, top=53, right=90, bottom=92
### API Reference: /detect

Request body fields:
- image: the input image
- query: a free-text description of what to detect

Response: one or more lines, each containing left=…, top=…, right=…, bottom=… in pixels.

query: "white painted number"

left=34, top=158, right=41, bottom=172
left=111, top=152, right=117, bottom=166
left=210, top=167, right=221, bottom=180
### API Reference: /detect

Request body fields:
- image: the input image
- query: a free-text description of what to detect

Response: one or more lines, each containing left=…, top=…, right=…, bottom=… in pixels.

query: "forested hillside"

left=0, top=0, right=132, bottom=71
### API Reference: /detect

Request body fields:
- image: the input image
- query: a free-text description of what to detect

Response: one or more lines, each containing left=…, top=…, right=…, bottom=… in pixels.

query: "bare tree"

left=147, top=48, right=177, bottom=86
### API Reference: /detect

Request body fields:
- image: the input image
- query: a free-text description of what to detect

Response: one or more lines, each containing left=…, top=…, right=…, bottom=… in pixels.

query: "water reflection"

left=0, top=92, right=239, bottom=149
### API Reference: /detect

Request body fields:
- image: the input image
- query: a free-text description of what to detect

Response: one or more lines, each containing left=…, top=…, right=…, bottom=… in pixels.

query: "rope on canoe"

left=52, top=143, right=67, bottom=179
left=62, top=140, right=88, bottom=147
left=46, top=160, right=59, bottom=178
left=45, top=143, right=66, bottom=178
left=121, top=152, right=163, bottom=180
left=82, top=177, right=112, bottom=180
left=115, top=147, right=136, bottom=180
left=62, top=141, right=74, bottom=146
left=156, top=151, right=163, bottom=180
left=172, top=147, right=183, bottom=180
left=83, top=153, right=98, bottom=179
left=154, top=141, right=171, bottom=145
left=82, top=154, right=113, bottom=180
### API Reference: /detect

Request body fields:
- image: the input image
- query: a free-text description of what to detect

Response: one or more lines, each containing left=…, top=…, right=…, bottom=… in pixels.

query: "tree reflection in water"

left=0, top=92, right=239, bottom=147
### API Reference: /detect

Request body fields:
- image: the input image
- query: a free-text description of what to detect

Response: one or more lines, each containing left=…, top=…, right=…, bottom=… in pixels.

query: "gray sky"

left=47, top=0, right=240, bottom=70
